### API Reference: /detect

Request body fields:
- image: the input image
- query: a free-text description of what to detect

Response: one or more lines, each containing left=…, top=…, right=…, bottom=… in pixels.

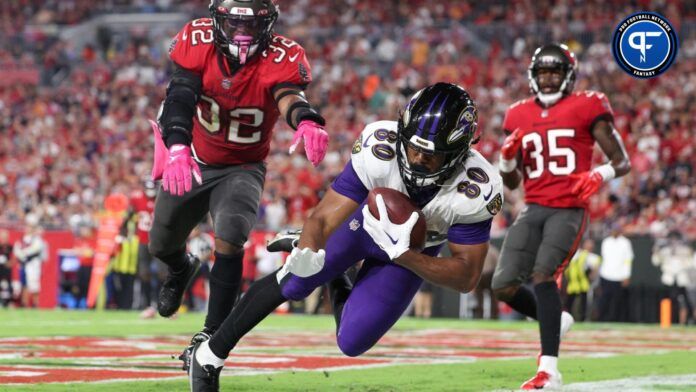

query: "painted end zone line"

left=557, top=374, right=696, bottom=392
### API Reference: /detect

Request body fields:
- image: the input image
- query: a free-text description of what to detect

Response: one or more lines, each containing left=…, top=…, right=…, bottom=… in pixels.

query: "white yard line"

left=564, top=374, right=696, bottom=391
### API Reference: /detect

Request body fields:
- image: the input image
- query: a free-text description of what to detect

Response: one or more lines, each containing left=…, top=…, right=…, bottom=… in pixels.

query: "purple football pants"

left=280, top=202, right=441, bottom=356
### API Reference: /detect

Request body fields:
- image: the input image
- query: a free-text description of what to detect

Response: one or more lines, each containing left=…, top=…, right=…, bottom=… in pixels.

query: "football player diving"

left=185, top=83, right=504, bottom=391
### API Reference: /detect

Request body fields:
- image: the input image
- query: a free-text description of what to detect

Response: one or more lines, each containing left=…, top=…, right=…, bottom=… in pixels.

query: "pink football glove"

left=162, top=144, right=202, bottom=196
left=289, top=120, right=329, bottom=166
left=570, top=171, right=603, bottom=202
left=149, top=119, right=201, bottom=196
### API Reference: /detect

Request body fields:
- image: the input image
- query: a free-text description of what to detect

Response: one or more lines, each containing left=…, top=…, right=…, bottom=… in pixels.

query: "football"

left=366, top=187, right=427, bottom=250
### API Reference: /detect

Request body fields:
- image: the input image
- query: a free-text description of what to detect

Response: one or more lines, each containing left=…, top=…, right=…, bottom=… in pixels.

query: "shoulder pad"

left=263, top=35, right=313, bottom=86
left=168, top=19, right=216, bottom=72
left=350, top=121, right=403, bottom=191
left=508, top=97, right=534, bottom=111
left=450, top=150, right=504, bottom=223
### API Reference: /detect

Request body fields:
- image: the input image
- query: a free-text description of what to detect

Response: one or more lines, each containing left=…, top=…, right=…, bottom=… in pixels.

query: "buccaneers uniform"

left=505, top=91, right=613, bottom=209
left=150, top=0, right=327, bottom=339
left=494, top=90, right=613, bottom=285
left=168, top=19, right=313, bottom=166
left=492, top=43, right=630, bottom=390
left=150, top=18, right=314, bottom=257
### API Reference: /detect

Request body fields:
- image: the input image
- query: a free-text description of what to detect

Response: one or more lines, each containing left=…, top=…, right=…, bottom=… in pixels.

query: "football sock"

left=195, top=340, right=225, bottom=368
left=328, top=273, right=353, bottom=331
left=208, top=270, right=286, bottom=359
left=538, top=355, right=559, bottom=374
left=159, top=250, right=189, bottom=274
left=204, top=252, right=243, bottom=331
left=507, top=285, right=538, bottom=320
left=535, top=281, right=561, bottom=357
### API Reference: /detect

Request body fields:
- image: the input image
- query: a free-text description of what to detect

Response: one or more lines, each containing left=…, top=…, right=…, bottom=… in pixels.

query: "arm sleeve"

left=330, top=160, right=369, bottom=204
left=447, top=219, right=492, bottom=245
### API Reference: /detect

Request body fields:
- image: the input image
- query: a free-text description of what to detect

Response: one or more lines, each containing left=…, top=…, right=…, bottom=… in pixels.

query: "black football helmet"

left=397, top=83, right=478, bottom=194
left=209, top=0, right=278, bottom=64
left=528, top=43, right=577, bottom=106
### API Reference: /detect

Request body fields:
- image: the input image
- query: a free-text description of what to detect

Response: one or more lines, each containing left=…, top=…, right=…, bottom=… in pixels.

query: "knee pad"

left=492, top=286, right=518, bottom=302
left=147, top=242, right=164, bottom=260
left=490, top=269, right=517, bottom=292
left=336, top=334, right=368, bottom=357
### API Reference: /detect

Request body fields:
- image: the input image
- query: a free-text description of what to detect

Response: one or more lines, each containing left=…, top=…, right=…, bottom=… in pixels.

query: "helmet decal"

left=448, top=105, right=478, bottom=145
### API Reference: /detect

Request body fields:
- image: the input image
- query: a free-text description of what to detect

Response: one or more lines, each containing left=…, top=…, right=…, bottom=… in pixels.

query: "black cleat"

left=157, top=254, right=201, bottom=318
left=179, top=327, right=215, bottom=372
left=188, top=341, right=222, bottom=392
left=266, top=229, right=302, bottom=253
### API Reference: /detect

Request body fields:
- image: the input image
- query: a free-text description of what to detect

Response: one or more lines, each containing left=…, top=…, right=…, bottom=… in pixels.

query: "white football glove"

left=361, top=194, right=420, bottom=260
left=276, top=247, right=326, bottom=283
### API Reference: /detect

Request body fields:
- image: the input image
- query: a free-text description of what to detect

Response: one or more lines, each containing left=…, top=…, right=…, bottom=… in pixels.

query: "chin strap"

left=537, top=91, right=563, bottom=106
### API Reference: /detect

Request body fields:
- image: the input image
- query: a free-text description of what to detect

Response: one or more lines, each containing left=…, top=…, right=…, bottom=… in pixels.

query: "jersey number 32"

left=198, top=99, right=264, bottom=144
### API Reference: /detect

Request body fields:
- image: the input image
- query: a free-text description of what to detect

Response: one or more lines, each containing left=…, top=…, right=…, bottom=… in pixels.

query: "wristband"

left=498, top=158, right=517, bottom=173
left=593, top=163, right=616, bottom=182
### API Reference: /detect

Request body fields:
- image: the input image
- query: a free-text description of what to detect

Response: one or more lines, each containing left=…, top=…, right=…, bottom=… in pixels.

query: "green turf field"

left=1, top=309, right=694, bottom=391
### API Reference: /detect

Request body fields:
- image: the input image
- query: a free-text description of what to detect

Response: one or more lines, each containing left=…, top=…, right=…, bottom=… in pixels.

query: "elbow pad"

left=159, top=68, right=202, bottom=147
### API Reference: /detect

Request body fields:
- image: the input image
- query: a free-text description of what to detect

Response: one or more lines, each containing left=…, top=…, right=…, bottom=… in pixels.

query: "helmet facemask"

left=395, top=84, right=477, bottom=197
left=210, top=0, right=278, bottom=64
left=396, top=132, right=468, bottom=194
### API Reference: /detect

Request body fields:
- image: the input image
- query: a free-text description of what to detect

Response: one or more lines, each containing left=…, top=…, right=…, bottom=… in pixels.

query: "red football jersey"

left=503, top=91, right=613, bottom=208
left=129, top=190, right=155, bottom=244
left=168, top=18, right=313, bottom=166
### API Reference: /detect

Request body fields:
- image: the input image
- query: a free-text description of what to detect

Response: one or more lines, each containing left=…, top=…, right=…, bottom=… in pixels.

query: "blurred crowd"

left=1, top=0, right=696, bottom=320
left=1, top=2, right=696, bottom=241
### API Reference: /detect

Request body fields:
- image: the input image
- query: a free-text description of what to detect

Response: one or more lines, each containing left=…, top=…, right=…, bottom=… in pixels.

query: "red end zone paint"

left=0, top=365, right=178, bottom=384
left=1, top=329, right=694, bottom=385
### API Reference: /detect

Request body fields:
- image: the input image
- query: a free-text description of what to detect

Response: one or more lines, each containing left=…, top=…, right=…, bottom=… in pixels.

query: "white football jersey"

left=350, top=121, right=503, bottom=248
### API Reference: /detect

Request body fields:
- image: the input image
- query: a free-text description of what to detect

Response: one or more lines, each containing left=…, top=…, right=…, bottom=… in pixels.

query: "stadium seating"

left=1, top=0, right=695, bottom=244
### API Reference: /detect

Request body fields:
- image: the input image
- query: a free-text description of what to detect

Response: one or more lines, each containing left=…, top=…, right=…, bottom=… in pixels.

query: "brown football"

left=366, top=187, right=427, bottom=251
